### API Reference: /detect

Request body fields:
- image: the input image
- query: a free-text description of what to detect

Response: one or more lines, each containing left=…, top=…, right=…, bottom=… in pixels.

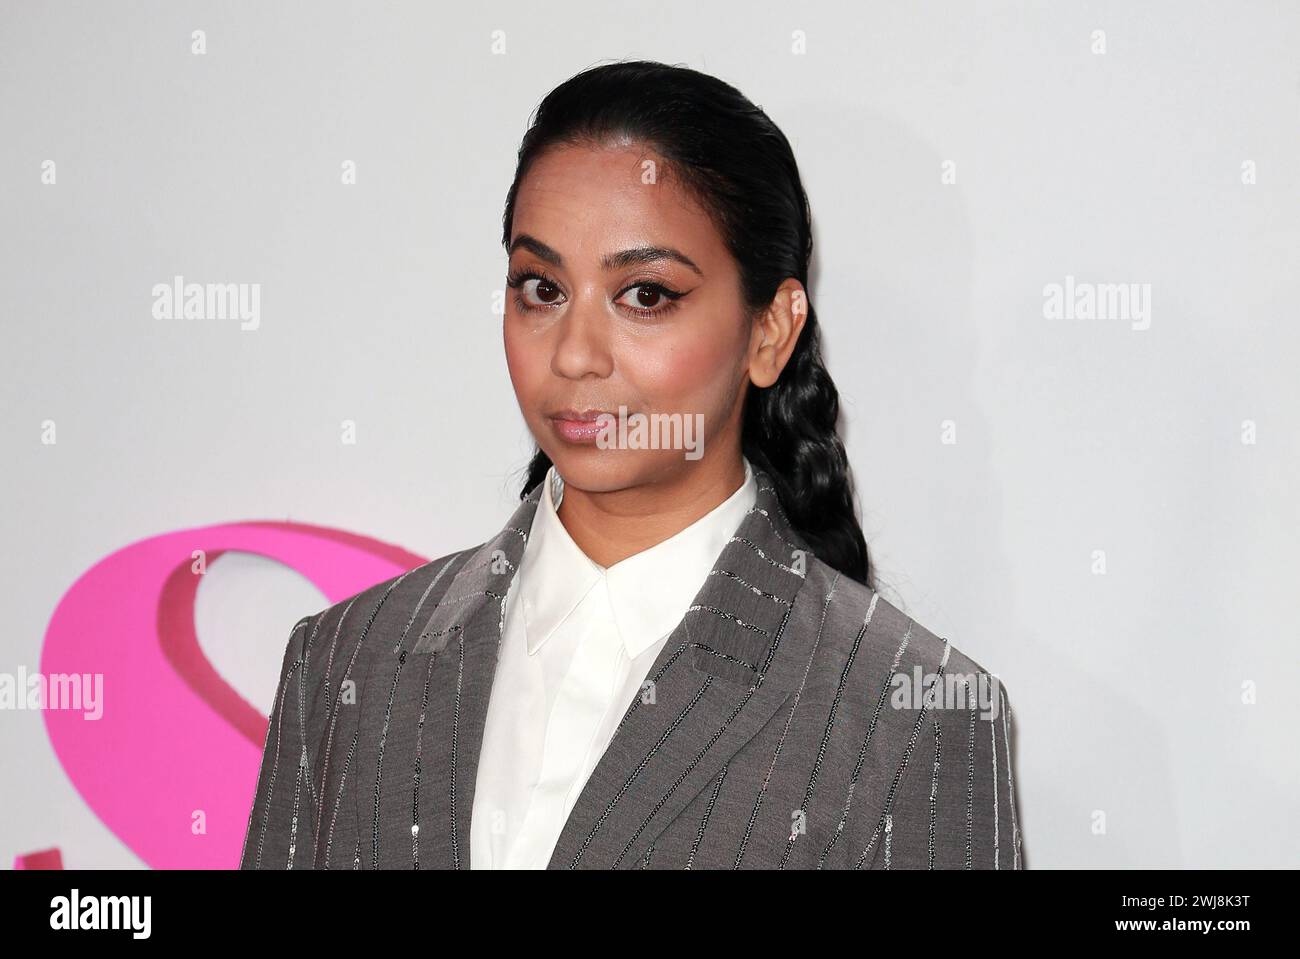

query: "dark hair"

left=500, top=58, right=873, bottom=590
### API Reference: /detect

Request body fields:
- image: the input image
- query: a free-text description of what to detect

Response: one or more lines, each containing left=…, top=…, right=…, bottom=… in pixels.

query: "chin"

left=543, top=447, right=686, bottom=494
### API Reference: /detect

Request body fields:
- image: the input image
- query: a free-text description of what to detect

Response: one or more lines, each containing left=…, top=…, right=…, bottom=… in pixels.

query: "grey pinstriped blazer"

left=240, top=466, right=1024, bottom=869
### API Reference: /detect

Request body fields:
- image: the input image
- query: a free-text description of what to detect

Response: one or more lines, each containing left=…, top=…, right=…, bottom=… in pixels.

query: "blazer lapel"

left=399, top=484, right=543, bottom=867
left=547, top=467, right=813, bottom=869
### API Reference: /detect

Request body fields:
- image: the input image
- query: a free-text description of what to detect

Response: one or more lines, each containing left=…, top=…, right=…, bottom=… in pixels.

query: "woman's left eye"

left=616, top=283, right=683, bottom=316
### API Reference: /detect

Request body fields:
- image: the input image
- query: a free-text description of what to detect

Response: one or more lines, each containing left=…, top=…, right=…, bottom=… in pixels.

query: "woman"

left=241, top=60, right=1023, bottom=870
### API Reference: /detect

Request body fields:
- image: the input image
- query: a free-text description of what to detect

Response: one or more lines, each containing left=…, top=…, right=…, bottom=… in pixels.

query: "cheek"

left=617, top=321, right=743, bottom=414
left=503, top=324, right=543, bottom=409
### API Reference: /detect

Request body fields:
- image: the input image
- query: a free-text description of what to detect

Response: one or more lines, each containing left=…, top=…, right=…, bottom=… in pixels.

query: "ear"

left=749, top=278, right=809, bottom=388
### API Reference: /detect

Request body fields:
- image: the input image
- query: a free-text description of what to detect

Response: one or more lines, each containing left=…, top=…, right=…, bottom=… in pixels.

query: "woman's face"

left=504, top=140, right=760, bottom=495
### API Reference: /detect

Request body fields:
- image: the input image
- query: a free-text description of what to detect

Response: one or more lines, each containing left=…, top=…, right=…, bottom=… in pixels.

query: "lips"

left=549, top=408, right=616, bottom=423
left=548, top=408, right=619, bottom=444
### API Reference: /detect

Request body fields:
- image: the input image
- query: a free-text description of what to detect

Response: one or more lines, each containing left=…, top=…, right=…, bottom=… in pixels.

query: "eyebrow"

left=508, top=233, right=703, bottom=276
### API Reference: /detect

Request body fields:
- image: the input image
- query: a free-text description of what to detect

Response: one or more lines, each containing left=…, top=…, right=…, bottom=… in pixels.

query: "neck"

left=555, top=454, right=747, bottom=568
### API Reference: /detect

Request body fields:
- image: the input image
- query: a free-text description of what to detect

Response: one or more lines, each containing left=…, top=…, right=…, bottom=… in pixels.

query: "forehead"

left=510, top=141, right=725, bottom=264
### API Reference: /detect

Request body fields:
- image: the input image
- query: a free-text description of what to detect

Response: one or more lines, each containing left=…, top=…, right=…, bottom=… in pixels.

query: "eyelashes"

left=504, top=267, right=687, bottom=320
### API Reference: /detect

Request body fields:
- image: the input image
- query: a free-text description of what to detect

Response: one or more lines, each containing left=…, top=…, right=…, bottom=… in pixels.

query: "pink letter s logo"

left=39, top=521, right=426, bottom=869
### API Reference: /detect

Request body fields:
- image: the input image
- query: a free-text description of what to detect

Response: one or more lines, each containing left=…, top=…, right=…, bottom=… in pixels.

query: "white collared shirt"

left=469, top=458, right=757, bottom=868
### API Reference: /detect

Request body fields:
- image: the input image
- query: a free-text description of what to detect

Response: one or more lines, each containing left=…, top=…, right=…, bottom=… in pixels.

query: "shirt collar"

left=518, top=458, right=757, bottom=660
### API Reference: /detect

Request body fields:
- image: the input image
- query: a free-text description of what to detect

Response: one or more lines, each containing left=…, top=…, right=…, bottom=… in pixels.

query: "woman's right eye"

left=506, top=270, right=566, bottom=310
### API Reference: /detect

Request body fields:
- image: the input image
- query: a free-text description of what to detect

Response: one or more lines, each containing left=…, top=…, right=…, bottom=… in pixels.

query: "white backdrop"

left=2, top=0, right=1297, bottom=868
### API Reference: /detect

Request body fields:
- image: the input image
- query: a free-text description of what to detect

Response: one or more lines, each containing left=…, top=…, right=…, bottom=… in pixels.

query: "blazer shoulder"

left=798, top=559, right=1021, bottom=867
left=298, top=544, right=482, bottom=652
left=800, top=556, right=1003, bottom=691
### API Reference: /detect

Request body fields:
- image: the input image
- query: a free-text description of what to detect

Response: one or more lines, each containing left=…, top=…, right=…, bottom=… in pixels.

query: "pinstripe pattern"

left=244, top=619, right=306, bottom=870
left=241, top=465, right=1024, bottom=869
left=818, top=613, right=904, bottom=868
left=929, top=716, right=940, bottom=869
left=966, top=686, right=976, bottom=869
left=772, top=572, right=841, bottom=868
left=1002, top=687, right=1022, bottom=869
left=991, top=705, right=1001, bottom=868
left=689, top=763, right=728, bottom=870
left=853, top=641, right=952, bottom=868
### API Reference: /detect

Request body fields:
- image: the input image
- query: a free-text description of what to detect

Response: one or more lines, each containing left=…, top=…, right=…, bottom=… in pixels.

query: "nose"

left=550, top=290, right=614, bottom=380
